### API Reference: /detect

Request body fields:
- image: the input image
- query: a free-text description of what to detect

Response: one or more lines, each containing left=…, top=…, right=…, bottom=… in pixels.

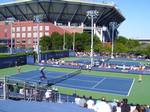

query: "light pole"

left=87, top=10, right=98, bottom=67
left=5, top=17, right=15, bottom=54
left=73, top=32, right=75, bottom=51
left=109, top=22, right=118, bottom=59
left=33, top=15, right=43, bottom=63
left=63, top=29, right=66, bottom=50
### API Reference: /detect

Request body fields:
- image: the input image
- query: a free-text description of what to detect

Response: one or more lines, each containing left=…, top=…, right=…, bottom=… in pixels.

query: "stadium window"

left=33, top=26, right=38, bottom=31
left=40, top=26, right=43, bottom=31
left=22, top=33, right=26, bottom=38
left=22, top=27, right=26, bottom=31
left=27, top=33, right=31, bottom=38
left=45, top=26, right=49, bottom=31
left=33, top=32, right=37, bottom=37
left=27, top=26, right=31, bottom=31
left=22, top=40, right=26, bottom=43
left=16, top=33, right=20, bottom=38
left=12, top=33, right=15, bottom=38
left=16, top=27, right=20, bottom=32
left=12, top=27, right=15, bottom=33
left=45, top=32, right=49, bottom=36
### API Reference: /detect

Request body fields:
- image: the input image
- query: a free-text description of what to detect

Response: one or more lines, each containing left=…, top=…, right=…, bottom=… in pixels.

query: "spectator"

left=86, top=96, right=95, bottom=109
left=75, top=95, right=81, bottom=105
left=19, top=88, right=24, bottom=95
left=116, top=102, right=121, bottom=112
left=132, top=104, right=141, bottom=112
left=45, top=89, right=52, bottom=102
left=0, top=82, right=3, bottom=89
left=121, top=98, right=130, bottom=112
left=94, top=97, right=112, bottom=112
left=78, top=95, right=87, bottom=107
left=13, top=83, right=20, bottom=93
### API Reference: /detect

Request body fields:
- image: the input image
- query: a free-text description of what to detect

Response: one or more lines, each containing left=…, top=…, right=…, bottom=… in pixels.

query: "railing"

left=0, top=77, right=76, bottom=103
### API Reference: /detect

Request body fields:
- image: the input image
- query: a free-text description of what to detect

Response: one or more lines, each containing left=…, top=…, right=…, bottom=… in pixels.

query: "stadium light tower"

left=63, top=29, right=66, bottom=50
left=73, top=31, right=75, bottom=51
left=109, top=22, right=118, bottom=59
left=5, top=17, right=15, bottom=54
left=87, top=10, right=98, bottom=67
left=33, top=15, right=43, bottom=63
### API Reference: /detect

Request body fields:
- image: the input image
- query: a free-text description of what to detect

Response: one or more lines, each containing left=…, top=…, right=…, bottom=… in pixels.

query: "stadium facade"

left=0, top=0, right=125, bottom=48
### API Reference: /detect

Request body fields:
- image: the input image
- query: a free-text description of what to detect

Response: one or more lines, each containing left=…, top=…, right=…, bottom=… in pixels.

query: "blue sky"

left=95, top=0, right=150, bottom=39
left=0, top=0, right=150, bottom=39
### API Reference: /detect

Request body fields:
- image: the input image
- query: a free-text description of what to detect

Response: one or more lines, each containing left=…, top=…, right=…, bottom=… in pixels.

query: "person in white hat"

left=45, top=89, right=52, bottom=102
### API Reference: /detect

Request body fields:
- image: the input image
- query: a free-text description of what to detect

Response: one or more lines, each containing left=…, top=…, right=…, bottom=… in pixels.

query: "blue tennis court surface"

left=9, top=70, right=134, bottom=96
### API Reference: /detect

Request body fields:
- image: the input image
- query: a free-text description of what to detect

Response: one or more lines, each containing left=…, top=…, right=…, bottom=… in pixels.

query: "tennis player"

left=138, top=65, right=145, bottom=82
left=39, top=67, right=47, bottom=80
left=16, top=65, right=21, bottom=73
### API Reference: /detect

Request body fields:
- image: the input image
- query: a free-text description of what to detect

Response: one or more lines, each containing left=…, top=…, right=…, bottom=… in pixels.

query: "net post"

left=23, top=82, right=27, bottom=100
left=3, top=76, right=7, bottom=100
left=58, top=93, right=62, bottom=103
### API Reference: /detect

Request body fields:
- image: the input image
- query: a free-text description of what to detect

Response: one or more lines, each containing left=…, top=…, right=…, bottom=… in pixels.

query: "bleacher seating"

left=0, top=99, right=95, bottom=112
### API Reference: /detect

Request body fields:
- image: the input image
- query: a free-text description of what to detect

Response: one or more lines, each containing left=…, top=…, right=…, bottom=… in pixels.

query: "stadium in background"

left=0, top=0, right=125, bottom=48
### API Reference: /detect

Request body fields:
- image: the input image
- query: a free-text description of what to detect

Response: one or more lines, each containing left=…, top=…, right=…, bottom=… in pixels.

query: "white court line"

left=91, top=78, right=106, bottom=89
left=57, top=83, right=127, bottom=95
left=127, top=78, right=135, bottom=96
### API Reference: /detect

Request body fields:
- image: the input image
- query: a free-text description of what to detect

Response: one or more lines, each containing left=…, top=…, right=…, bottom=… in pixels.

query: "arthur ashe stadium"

left=0, top=0, right=125, bottom=43
left=1, top=1, right=150, bottom=112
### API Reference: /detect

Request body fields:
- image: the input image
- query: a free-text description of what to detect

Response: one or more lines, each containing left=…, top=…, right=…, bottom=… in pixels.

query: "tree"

left=114, top=42, right=128, bottom=53
left=93, top=35, right=102, bottom=52
left=116, top=36, right=128, bottom=45
left=39, top=35, right=51, bottom=51
left=65, top=33, right=73, bottom=50
left=75, top=32, right=91, bottom=51
left=50, top=32, right=63, bottom=50
left=126, top=39, right=140, bottom=51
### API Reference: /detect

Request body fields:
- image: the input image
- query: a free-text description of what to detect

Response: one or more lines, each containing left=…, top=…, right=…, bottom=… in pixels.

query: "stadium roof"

left=0, top=0, right=125, bottom=26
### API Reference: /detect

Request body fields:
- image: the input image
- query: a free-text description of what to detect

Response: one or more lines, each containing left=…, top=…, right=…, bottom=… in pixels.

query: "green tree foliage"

left=115, top=36, right=128, bottom=45
left=50, top=32, right=63, bottom=50
left=114, top=42, right=128, bottom=53
left=39, top=35, right=51, bottom=51
left=114, top=36, right=140, bottom=53
left=40, top=32, right=150, bottom=56
left=75, top=32, right=91, bottom=51
left=93, top=36, right=102, bottom=52
left=65, top=33, right=73, bottom=50
left=144, top=44, right=150, bottom=56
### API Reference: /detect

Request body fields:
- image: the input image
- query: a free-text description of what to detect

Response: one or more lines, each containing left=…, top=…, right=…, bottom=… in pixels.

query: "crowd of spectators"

left=41, top=58, right=81, bottom=67
left=75, top=52, right=149, bottom=60
left=40, top=57, right=149, bottom=73
left=0, top=81, right=150, bottom=112
left=75, top=96, right=150, bottom=112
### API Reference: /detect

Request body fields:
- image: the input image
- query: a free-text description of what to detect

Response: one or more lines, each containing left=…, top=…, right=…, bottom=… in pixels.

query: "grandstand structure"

left=0, top=0, right=125, bottom=48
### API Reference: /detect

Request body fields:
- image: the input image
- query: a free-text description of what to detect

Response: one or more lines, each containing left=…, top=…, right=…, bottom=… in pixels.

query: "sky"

left=0, top=0, right=150, bottom=39
left=95, top=0, right=150, bottom=39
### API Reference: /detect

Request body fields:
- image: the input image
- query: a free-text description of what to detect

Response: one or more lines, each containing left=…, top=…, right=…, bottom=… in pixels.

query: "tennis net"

left=48, top=69, right=81, bottom=85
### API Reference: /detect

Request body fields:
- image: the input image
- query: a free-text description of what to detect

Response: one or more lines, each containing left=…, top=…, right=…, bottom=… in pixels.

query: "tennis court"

left=8, top=70, right=134, bottom=96
left=74, top=58, right=141, bottom=66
